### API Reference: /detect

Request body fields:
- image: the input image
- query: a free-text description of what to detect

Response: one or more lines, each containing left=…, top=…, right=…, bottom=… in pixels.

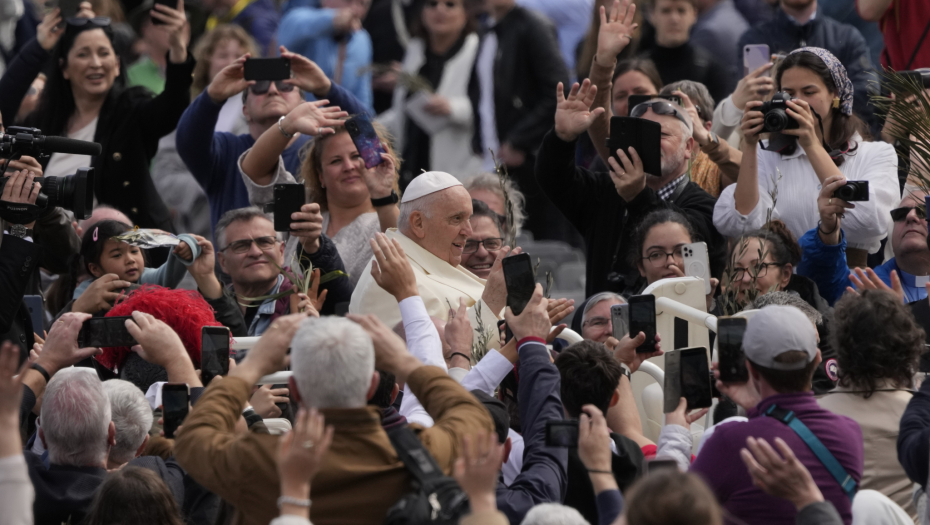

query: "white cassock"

left=349, top=228, right=502, bottom=349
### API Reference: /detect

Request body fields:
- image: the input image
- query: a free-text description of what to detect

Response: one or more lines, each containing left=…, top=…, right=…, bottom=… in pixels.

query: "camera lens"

left=764, top=109, right=789, bottom=132
left=833, top=184, right=853, bottom=201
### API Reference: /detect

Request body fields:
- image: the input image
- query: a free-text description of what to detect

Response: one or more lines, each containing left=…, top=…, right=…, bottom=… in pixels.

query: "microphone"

left=39, top=135, right=103, bottom=156
left=0, top=127, right=102, bottom=158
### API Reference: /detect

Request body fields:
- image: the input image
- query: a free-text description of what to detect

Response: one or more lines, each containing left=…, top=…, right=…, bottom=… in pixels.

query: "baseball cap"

left=742, top=305, right=817, bottom=370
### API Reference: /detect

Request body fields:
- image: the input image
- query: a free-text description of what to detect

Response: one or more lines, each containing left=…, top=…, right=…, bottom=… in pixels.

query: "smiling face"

left=89, top=239, right=145, bottom=282
left=217, top=216, right=285, bottom=289
left=892, top=194, right=930, bottom=258
left=409, top=187, right=474, bottom=267
left=652, top=0, right=696, bottom=48
left=729, top=237, right=791, bottom=303
left=612, top=70, right=659, bottom=118
left=779, top=66, right=834, bottom=132
left=62, top=29, right=120, bottom=100
left=460, top=215, right=502, bottom=278
left=581, top=299, right=624, bottom=342
left=318, top=131, right=373, bottom=208
left=640, top=109, right=693, bottom=179
left=209, top=38, right=246, bottom=82
left=637, top=221, right=692, bottom=285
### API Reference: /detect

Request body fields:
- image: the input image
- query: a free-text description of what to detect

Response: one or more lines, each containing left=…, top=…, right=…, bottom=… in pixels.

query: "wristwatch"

left=371, top=190, right=399, bottom=207
left=8, top=224, right=33, bottom=239
left=620, top=363, right=632, bottom=381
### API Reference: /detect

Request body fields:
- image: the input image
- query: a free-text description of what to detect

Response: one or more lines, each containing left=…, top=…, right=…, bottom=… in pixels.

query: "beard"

left=659, top=140, right=689, bottom=178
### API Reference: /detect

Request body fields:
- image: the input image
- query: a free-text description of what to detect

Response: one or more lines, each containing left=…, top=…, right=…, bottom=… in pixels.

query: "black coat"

left=469, top=6, right=569, bottom=155
left=0, top=39, right=195, bottom=231
left=0, top=234, right=37, bottom=361
left=564, top=433, right=643, bottom=524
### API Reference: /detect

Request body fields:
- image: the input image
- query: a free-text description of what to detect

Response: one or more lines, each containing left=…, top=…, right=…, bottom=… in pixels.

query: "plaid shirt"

left=656, top=174, right=688, bottom=201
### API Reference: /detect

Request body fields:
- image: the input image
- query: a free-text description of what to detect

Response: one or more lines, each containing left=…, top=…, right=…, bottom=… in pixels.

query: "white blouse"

left=713, top=134, right=899, bottom=253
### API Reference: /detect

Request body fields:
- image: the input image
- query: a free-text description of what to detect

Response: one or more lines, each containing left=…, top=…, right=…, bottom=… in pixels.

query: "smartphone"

left=628, top=294, right=657, bottom=353
left=502, top=253, right=536, bottom=316
left=272, top=383, right=291, bottom=415
left=78, top=316, right=137, bottom=348
left=344, top=114, right=386, bottom=169
left=679, top=347, right=713, bottom=410
left=149, top=0, right=176, bottom=25
left=24, top=295, right=44, bottom=336
left=646, top=458, right=679, bottom=474
left=497, top=319, right=513, bottom=345
left=607, top=117, right=662, bottom=178
left=717, top=317, right=748, bottom=383
left=200, top=326, right=230, bottom=386
left=162, top=383, right=190, bottom=439
left=627, top=94, right=682, bottom=115
left=545, top=419, right=579, bottom=447
left=611, top=304, right=629, bottom=341
left=57, top=0, right=82, bottom=20
left=273, top=184, right=306, bottom=232
left=682, top=242, right=711, bottom=296
left=243, top=57, right=291, bottom=81
left=743, top=44, right=771, bottom=77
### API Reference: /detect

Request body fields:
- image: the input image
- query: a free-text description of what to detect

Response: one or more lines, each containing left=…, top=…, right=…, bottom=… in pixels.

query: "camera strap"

left=0, top=200, right=45, bottom=225
left=813, top=112, right=848, bottom=160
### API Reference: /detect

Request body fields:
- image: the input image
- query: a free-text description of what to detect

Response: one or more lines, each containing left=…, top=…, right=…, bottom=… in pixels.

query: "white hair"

left=291, top=317, right=375, bottom=409
left=582, top=292, right=626, bottom=325
left=102, top=380, right=153, bottom=465
left=398, top=192, right=443, bottom=234
left=520, top=503, right=589, bottom=525
left=463, top=172, right=527, bottom=232
left=42, top=368, right=112, bottom=467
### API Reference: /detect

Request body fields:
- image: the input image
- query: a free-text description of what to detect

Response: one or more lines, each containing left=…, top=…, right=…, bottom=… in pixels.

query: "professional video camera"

left=0, top=127, right=100, bottom=221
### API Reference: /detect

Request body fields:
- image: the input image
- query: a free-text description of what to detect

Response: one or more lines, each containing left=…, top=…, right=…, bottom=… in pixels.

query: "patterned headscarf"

left=786, top=47, right=854, bottom=116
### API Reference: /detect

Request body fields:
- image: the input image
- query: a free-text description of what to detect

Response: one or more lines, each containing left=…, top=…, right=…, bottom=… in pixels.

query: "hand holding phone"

left=200, top=326, right=231, bottom=386
left=545, top=419, right=579, bottom=447
left=345, top=114, right=386, bottom=169
left=273, top=184, right=306, bottom=232
left=243, top=57, right=291, bottom=81
left=717, top=317, right=748, bottom=383
left=162, top=383, right=190, bottom=439
left=607, top=116, right=662, bottom=179
left=628, top=295, right=657, bottom=353
left=664, top=347, right=713, bottom=412
left=78, top=316, right=137, bottom=348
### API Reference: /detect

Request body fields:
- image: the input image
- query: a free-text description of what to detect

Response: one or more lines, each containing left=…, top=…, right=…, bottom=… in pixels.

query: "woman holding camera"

left=0, top=1, right=192, bottom=232
left=712, top=47, right=897, bottom=268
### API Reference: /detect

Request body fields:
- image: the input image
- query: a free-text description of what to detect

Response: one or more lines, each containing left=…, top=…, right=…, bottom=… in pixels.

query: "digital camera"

left=832, top=180, right=869, bottom=202
left=760, top=92, right=800, bottom=133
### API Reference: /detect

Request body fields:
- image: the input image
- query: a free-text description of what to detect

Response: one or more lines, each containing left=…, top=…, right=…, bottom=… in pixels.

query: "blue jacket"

left=175, top=84, right=367, bottom=235
left=736, top=7, right=876, bottom=131
left=496, top=340, right=568, bottom=523
left=277, top=8, right=374, bottom=113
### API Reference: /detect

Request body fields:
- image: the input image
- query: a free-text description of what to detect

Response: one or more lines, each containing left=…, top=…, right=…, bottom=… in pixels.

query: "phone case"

left=628, top=295, right=657, bottom=353
left=273, top=184, right=306, bottom=232
left=682, top=242, right=711, bottom=296
left=243, top=58, right=291, bottom=81
left=679, top=347, right=713, bottom=410
left=718, top=317, right=749, bottom=383
left=607, top=117, right=662, bottom=178
left=663, top=351, right=682, bottom=414
left=611, top=304, right=629, bottom=341
left=503, top=254, right=536, bottom=316
left=743, top=44, right=771, bottom=77
left=345, top=115, right=386, bottom=169
left=57, top=0, right=82, bottom=19
left=161, top=384, right=190, bottom=439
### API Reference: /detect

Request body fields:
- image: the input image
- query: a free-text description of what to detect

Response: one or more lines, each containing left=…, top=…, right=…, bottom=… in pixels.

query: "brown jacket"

left=174, top=366, right=494, bottom=525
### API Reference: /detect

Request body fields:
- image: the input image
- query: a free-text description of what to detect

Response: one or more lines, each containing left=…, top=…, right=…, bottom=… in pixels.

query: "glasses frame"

left=249, top=80, right=296, bottom=96
left=890, top=206, right=927, bottom=222
left=463, top=237, right=504, bottom=254
left=630, top=100, right=691, bottom=129
left=641, top=246, right=684, bottom=268
left=221, top=236, right=279, bottom=254
left=730, top=262, right=785, bottom=282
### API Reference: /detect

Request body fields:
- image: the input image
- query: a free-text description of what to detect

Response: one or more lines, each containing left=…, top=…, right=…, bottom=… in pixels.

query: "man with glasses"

left=176, top=50, right=368, bottom=236
left=537, top=81, right=726, bottom=297
left=214, top=207, right=352, bottom=335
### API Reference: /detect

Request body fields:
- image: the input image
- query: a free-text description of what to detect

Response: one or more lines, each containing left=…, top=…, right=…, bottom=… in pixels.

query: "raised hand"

left=783, top=99, right=820, bottom=150
left=207, top=55, right=253, bottom=104
left=546, top=298, right=575, bottom=344
left=554, top=80, right=606, bottom=142
left=72, top=274, right=133, bottom=314
left=280, top=101, right=349, bottom=137
left=37, top=8, right=64, bottom=51
left=361, top=151, right=398, bottom=200
left=740, top=436, right=824, bottom=510
left=369, top=233, right=418, bottom=301
left=664, top=397, right=709, bottom=430
left=713, top=361, right=762, bottom=410
left=732, top=62, right=775, bottom=112
left=150, top=0, right=189, bottom=64
left=280, top=46, right=332, bottom=97
left=290, top=203, right=324, bottom=254
left=276, top=408, right=334, bottom=516
left=444, top=299, right=473, bottom=366
left=0, top=156, right=44, bottom=177
left=37, top=312, right=102, bottom=375
left=1, top=169, right=41, bottom=228
left=504, top=284, right=550, bottom=342
left=740, top=100, right=765, bottom=147
left=676, top=91, right=708, bottom=144
left=607, top=145, right=646, bottom=201
left=613, top=331, right=662, bottom=373
left=816, top=175, right=852, bottom=243
left=595, top=0, right=638, bottom=66
left=453, top=432, right=504, bottom=513
left=481, top=246, right=522, bottom=315
left=847, top=268, right=904, bottom=303
left=250, top=384, right=290, bottom=418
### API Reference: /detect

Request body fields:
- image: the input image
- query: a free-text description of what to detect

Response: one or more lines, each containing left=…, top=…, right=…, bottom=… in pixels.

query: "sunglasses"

left=66, top=16, right=111, bottom=27
left=890, top=206, right=927, bottom=222
left=249, top=80, right=296, bottom=96
left=630, top=99, right=691, bottom=128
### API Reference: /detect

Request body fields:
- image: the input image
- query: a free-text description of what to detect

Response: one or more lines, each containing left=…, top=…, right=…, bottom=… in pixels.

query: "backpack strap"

left=763, top=404, right=856, bottom=501
left=386, top=424, right=446, bottom=486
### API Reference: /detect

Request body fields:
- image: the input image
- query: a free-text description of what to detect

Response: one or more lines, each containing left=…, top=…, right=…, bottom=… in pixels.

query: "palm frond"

left=871, top=70, right=930, bottom=197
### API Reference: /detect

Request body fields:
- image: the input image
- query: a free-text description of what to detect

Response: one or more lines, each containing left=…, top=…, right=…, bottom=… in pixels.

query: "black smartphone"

left=162, top=383, right=190, bottom=439
left=57, top=0, right=82, bottom=20
left=200, top=326, right=230, bottom=386
left=627, top=94, right=682, bottom=115
left=24, top=295, right=44, bottom=336
left=497, top=319, right=513, bottom=345
left=628, top=294, right=657, bottom=353
left=610, top=304, right=629, bottom=341
left=717, top=317, right=748, bottom=383
left=273, top=184, right=306, bottom=232
left=545, top=419, right=579, bottom=447
left=344, top=114, right=386, bottom=169
left=502, top=253, right=536, bottom=316
left=149, top=0, right=176, bottom=25
left=680, top=347, right=713, bottom=410
left=243, top=57, right=291, bottom=81
left=78, top=316, right=137, bottom=348
left=272, top=383, right=291, bottom=415
left=607, top=116, right=662, bottom=178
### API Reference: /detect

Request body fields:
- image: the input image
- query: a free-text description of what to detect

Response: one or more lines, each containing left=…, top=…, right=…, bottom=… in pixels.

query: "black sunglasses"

left=630, top=99, right=691, bottom=128
left=66, top=17, right=111, bottom=27
left=249, top=80, right=296, bottom=96
left=890, top=206, right=927, bottom=222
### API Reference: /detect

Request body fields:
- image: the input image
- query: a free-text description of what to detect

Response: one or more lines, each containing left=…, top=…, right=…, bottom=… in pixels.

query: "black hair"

left=629, top=208, right=697, bottom=267
left=471, top=198, right=505, bottom=233
left=554, top=340, right=623, bottom=418
left=470, top=390, right=510, bottom=444
left=368, top=370, right=397, bottom=409
left=731, top=220, right=801, bottom=268
left=774, top=51, right=868, bottom=167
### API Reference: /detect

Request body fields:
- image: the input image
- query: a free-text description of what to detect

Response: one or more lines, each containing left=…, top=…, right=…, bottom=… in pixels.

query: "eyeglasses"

left=630, top=100, right=691, bottom=129
left=641, top=247, right=684, bottom=267
left=221, top=236, right=278, bottom=254
left=582, top=316, right=610, bottom=329
left=66, top=17, right=111, bottom=27
left=463, top=237, right=503, bottom=254
left=890, top=206, right=927, bottom=222
left=249, top=80, right=296, bottom=96
left=730, top=262, right=784, bottom=282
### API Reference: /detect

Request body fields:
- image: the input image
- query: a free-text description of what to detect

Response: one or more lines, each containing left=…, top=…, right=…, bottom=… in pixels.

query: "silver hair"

left=42, top=368, right=112, bottom=467
left=520, top=503, right=589, bottom=525
left=102, top=380, right=153, bottom=465
left=398, top=192, right=442, bottom=234
left=291, top=317, right=375, bottom=408
left=214, top=206, right=280, bottom=249
left=463, top=172, right=527, bottom=232
left=582, top=292, right=626, bottom=325
left=748, top=291, right=823, bottom=326
left=660, top=80, right=714, bottom=125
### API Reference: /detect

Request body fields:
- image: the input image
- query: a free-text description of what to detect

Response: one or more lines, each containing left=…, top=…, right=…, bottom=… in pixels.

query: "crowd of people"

left=1, top=0, right=930, bottom=522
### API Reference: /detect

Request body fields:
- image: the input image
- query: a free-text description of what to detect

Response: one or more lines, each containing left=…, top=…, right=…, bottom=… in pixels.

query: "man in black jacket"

left=469, top=0, right=574, bottom=244
left=537, top=81, right=725, bottom=297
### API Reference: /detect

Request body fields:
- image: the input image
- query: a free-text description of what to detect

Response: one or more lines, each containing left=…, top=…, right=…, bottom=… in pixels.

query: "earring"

left=832, top=97, right=840, bottom=109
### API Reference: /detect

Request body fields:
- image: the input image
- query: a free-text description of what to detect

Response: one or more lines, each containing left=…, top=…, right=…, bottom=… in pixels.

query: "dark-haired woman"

left=714, top=47, right=897, bottom=268
left=85, top=467, right=186, bottom=525
left=0, top=1, right=193, bottom=231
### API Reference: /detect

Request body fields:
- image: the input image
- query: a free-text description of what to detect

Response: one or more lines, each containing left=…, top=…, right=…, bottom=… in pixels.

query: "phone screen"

left=243, top=57, right=291, bottom=81
left=545, top=420, right=579, bottom=447
left=628, top=295, right=656, bottom=353
left=345, top=115, right=386, bottom=169
left=162, top=384, right=189, bottom=439
left=200, top=327, right=230, bottom=386
left=718, top=318, right=748, bottom=383
left=79, top=316, right=137, bottom=348
left=503, top=253, right=535, bottom=316
left=680, top=348, right=712, bottom=409
left=273, top=184, right=306, bottom=232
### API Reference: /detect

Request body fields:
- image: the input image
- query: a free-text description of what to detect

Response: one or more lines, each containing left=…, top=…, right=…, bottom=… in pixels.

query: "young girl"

left=68, top=220, right=203, bottom=315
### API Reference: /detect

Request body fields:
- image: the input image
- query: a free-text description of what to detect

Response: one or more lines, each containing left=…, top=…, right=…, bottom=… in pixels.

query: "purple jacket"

left=691, top=392, right=863, bottom=525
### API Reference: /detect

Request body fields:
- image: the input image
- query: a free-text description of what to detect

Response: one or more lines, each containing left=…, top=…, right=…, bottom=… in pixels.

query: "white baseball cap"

left=743, top=305, right=818, bottom=370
